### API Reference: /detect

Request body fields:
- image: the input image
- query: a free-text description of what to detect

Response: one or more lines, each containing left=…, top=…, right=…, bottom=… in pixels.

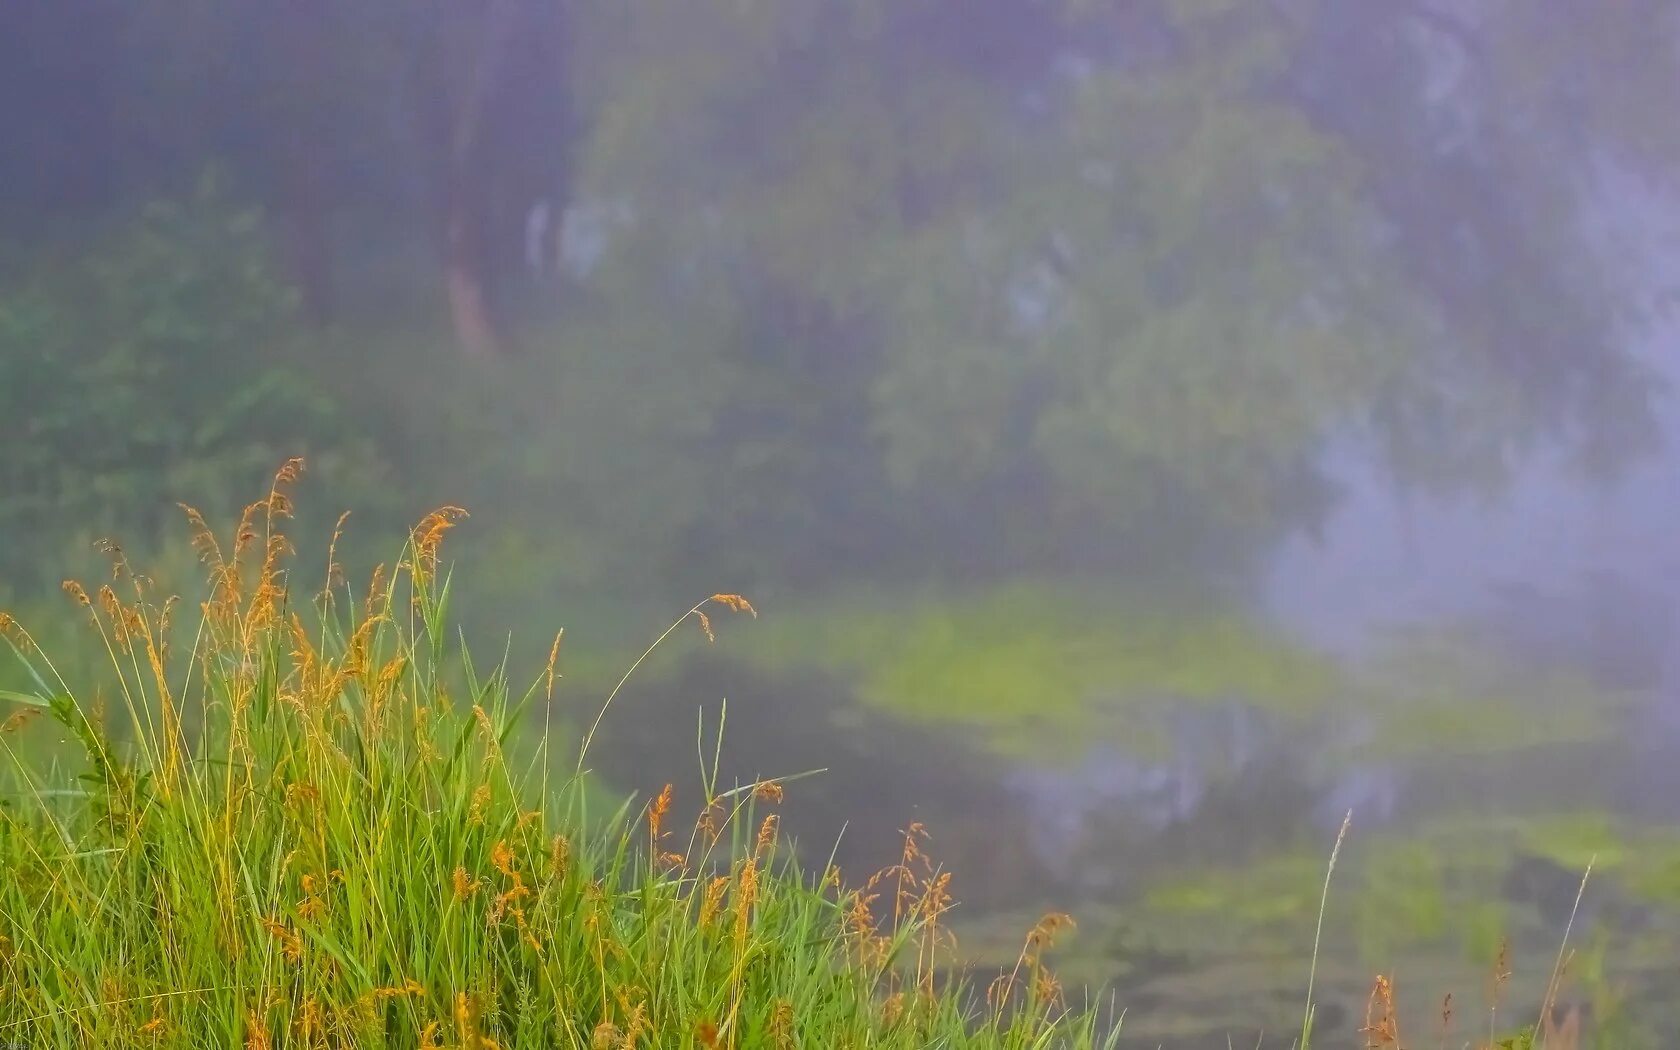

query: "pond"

left=573, top=571, right=1680, bottom=1047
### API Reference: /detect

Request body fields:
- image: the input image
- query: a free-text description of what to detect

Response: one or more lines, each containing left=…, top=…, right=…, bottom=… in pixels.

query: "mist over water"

left=1267, top=324, right=1680, bottom=673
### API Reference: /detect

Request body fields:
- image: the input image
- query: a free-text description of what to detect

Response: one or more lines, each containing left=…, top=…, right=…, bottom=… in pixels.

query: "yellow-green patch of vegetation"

left=1131, top=819, right=1586, bottom=970
left=1141, top=852, right=1326, bottom=944
left=1514, top=812, right=1680, bottom=912
left=1519, top=812, right=1634, bottom=874
left=1350, top=632, right=1633, bottom=761
left=740, top=583, right=1340, bottom=759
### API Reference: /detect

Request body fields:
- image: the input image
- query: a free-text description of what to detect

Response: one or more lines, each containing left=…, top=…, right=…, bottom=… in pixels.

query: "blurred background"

left=4, top=2, right=1680, bottom=1043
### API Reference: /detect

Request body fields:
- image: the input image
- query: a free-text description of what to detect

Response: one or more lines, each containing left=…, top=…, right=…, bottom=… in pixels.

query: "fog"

left=4, top=3, right=1679, bottom=1044
left=1269, top=191, right=1680, bottom=662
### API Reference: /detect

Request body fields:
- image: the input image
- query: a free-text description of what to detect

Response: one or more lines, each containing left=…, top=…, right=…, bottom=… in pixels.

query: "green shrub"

left=0, top=174, right=385, bottom=586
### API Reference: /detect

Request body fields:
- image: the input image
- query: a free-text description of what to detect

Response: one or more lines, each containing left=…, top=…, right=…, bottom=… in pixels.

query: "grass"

left=0, top=462, right=1114, bottom=1049
left=1300, top=809, right=1350, bottom=1050
left=0, top=460, right=1629, bottom=1048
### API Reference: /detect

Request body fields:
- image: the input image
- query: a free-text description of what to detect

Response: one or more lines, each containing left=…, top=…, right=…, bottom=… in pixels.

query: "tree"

left=3, top=0, right=1676, bottom=587
left=562, top=0, right=1678, bottom=580
left=404, top=0, right=575, bottom=357
left=1, top=0, right=577, bottom=356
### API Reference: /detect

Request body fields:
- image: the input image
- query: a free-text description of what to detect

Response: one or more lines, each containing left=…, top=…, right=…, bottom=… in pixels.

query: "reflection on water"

left=582, top=564, right=1680, bottom=1046
left=586, top=655, right=1055, bottom=910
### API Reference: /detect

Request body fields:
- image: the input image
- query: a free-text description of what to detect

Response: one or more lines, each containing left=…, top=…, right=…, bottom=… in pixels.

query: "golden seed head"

left=755, top=814, right=780, bottom=857
left=647, top=783, right=674, bottom=845
left=768, top=999, right=795, bottom=1050
left=698, top=876, right=730, bottom=928
left=709, top=593, right=757, bottom=617
left=1026, top=911, right=1075, bottom=950
left=491, top=840, right=516, bottom=878
left=590, top=1021, right=623, bottom=1050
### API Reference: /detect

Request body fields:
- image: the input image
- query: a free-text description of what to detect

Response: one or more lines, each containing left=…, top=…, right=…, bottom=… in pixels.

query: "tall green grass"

left=0, top=464, right=1113, bottom=1048
left=0, top=462, right=1608, bottom=1048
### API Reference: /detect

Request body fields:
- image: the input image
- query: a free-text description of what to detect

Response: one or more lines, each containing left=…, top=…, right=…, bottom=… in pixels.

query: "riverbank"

left=0, top=487, right=1116, bottom=1049
left=0, top=477, right=1620, bottom=1047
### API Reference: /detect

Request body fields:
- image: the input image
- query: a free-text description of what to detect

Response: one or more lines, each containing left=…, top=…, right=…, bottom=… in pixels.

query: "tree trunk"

left=272, top=0, right=336, bottom=322
left=283, top=155, right=336, bottom=323
left=410, top=0, right=577, bottom=356
left=437, top=0, right=524, bottom=359
left=445, top=188, right=500, bottom=359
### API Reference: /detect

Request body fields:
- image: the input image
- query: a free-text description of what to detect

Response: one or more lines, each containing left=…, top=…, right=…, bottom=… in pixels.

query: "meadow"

left=0, top=463, right=1599, bottom=1048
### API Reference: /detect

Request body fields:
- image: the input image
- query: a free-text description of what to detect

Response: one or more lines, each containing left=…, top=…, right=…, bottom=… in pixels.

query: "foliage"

left=0, top=473, right=1113, bottom=1048
left=6, top=2, right=1680, bottom=594
left=0, top=176, right=387, bottom=584
left=562, top=0, right=1675, bottom=581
